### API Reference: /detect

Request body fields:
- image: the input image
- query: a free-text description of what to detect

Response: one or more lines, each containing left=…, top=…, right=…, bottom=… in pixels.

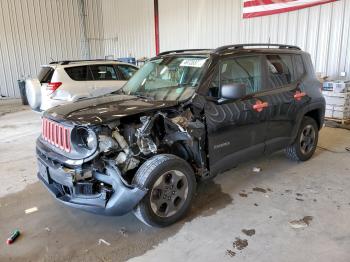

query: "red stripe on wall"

left=243, top=0, right=337, bottom=18
left=244, top=0, right=295, bottom=8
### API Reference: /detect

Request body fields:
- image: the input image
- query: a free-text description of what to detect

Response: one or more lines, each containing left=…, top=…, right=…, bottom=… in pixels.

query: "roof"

left=45, top=59, right=137, bottom=67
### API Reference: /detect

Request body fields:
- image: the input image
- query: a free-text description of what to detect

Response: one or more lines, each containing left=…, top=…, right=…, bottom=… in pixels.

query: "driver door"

left=205, top=55, right=269, bottom=175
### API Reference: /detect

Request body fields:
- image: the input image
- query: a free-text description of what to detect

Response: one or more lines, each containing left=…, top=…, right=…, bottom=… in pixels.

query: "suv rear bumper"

left=36, top=139, right=147, bottom=216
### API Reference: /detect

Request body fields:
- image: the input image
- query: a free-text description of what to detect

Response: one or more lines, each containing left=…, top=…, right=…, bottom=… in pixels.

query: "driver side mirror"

left=220, top=83, right=246, bottom=100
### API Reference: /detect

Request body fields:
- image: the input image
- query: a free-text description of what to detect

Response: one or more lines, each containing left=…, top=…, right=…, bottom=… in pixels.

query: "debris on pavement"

left=98, top=239, right=111, bottom=246
left=119, top=228, right=128, bottom=237
left=252, top=167, right=262, bottom=173
left=289, top=216, right=313, bottom=229
left=7, top=229, right=20, bottom=245
left=25, top=206, right=38, bottom=214
left=295, top=198, right=304, bottom=201
left=242, top=229, right=256, bottom=237
left=45, top=227, right=51, bottom=232
left=252, top=187, right=267, bottom=193
left=239, top=192, right=248, bottom=198
left=232, top=238, right=248, bottom=250
left=254, top=203, right=259, bottom=206
left=226, top=249, right=236, bottom=257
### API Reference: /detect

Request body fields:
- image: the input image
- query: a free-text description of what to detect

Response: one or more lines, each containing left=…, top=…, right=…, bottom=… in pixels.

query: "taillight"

left=47, top=82, right=62, bottom=94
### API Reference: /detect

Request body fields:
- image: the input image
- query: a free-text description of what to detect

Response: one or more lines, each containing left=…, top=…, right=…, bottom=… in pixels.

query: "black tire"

left=285, top=116, right=319, bottom=161
left=132, top=154, right=196, bottom=227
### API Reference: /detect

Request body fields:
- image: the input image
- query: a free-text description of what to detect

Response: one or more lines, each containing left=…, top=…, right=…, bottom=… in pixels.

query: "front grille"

left=42, top=118, right=71, bottom=152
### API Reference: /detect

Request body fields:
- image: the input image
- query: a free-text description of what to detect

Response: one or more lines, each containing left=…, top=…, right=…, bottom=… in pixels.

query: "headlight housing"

left=71, top=127, right=98, bottom=154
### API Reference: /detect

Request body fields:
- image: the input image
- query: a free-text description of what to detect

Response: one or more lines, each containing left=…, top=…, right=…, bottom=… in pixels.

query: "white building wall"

left=99, top=0, right=155, bottom=60
left=159, top=0, right=350, bottom=78
left=0, top=0, right=87, bottom=98
left=1, top=0, right=349, bottom=98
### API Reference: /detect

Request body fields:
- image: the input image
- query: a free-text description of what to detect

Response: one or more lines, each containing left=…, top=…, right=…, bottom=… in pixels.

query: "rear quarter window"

left=64, top=66, right=93, bottom=81
left=38, top=67, right=54, bottom=83
left=293, top=55, right=306, bottom=81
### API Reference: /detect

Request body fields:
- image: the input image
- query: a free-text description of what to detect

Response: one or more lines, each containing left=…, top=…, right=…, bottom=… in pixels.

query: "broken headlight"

left=71, top=127, right=98, bottom=153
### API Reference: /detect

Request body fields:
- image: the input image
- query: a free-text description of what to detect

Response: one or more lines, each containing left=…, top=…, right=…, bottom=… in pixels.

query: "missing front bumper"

left=37, top=155, right=147, bottom=216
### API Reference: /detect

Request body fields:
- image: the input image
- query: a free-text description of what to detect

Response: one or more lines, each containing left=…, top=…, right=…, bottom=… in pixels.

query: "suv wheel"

left=132, top=154, right=196, bottom=227
left=285, top=116, right=319, bottom=161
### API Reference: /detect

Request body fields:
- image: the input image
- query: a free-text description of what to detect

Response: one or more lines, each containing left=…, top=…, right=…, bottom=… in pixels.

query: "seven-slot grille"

left=42, top=118, right=71, bottom=152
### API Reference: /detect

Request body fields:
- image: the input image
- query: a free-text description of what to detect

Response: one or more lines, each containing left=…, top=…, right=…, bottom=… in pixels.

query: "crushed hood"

left=44, top=95, right=178, bottom=125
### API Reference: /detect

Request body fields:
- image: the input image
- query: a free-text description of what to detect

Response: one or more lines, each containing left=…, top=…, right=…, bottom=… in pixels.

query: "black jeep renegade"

left=37, top=44, right=325, bottom=227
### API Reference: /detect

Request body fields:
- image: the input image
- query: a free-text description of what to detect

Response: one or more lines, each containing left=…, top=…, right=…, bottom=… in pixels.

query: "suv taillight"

left=47, top=82, right=62, bottom=93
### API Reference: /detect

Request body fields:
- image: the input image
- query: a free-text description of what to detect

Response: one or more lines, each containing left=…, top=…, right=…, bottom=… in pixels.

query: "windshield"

left=122, top=56, right=208, bottom=101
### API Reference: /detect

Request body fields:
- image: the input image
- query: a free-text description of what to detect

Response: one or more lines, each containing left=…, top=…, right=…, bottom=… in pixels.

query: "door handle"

left=253, top=100, right=269, bottom=112
left=294, top=91, right=306, bottom=101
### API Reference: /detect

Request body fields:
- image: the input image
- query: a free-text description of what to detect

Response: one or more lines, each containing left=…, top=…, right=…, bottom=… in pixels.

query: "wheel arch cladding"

left=305, top=109, right=321, bottom=129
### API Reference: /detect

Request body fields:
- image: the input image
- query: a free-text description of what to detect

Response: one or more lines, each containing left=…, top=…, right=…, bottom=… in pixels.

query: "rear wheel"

left=285, top=116, right=319, bottom=161
left=132, top=154, right=196, bottom=227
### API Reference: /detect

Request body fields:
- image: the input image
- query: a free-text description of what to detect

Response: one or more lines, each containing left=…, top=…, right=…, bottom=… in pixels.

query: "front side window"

left=218, top=56, right=262, bottom=95
left=89, top=64, right=119, bottom=80
left=117, top=65, right=138, bottom=80
left=65, top=66, right=93, bottom=81
left=266, top=54, right=293, bottom=88
left=122, top=56, right=208, bottom=101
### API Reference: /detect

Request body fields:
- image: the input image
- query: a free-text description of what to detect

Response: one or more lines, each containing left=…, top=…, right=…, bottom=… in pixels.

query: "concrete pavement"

left=0, top=109, right=350, bottom=262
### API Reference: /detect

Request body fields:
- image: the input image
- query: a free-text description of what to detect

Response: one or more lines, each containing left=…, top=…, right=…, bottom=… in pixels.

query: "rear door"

left=204, top=55, right=269, bottom=175
left=262, top=53, right=310, bottom=153
left=89, top=64, right=125, bottom=96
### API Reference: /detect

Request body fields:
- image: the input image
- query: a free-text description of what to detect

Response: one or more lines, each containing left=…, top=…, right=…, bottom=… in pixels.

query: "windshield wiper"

left=133, top=93, right=155, bottom=100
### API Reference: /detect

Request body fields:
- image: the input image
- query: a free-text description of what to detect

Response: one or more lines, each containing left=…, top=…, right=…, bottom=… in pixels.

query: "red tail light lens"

left=47, top=82, right=62, bottom=93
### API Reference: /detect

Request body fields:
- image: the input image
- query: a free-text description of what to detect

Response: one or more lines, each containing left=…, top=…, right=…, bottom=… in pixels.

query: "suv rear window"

left=65, top=66, right=93, bottom=81
left=90, top=65, right=119, bottom=80
left=38, top=67, right=54, bottom=83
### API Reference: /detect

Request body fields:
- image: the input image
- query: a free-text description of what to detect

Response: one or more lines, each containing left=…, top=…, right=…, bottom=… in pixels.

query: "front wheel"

left=285, top=116, right=319, bottom=161
left=132, top=154, right=196, bottom=227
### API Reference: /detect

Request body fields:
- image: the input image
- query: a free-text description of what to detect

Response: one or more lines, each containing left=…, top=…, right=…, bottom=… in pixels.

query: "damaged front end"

left=37, top=107, right=207, bottom=216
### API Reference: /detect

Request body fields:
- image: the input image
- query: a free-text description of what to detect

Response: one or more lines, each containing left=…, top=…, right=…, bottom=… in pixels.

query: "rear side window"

left=65, top=66, right=93, bottom=81
left=89, top=64, right=119, bottom=80
left=219, top=56, right=262, bottom=95
left=266, top=54, right=293, bottom=89
left=38, top=67, right=54, bottom=83
left=117, top=65, right=138, bottom=80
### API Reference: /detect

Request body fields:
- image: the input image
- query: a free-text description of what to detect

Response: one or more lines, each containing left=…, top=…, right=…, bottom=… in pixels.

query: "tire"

left=25, top=79, right=42, bottom=111
left=285, top=116, right=319, bottom=161
left=132, top=154, right=196, bottom=227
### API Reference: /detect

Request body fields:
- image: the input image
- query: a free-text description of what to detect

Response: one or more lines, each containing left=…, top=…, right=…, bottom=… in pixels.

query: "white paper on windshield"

left=180, top=59, right=207, bottom=68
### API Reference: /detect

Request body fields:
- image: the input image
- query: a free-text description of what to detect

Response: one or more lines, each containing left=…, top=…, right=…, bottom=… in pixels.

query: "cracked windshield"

left=123, top=56, right=208, bottom=101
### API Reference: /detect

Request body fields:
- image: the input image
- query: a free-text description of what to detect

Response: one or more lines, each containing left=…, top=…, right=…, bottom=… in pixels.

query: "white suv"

left=25, top=60, right=138, bottom=111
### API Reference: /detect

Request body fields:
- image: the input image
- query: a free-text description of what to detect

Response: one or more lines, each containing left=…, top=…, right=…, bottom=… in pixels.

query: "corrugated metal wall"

left=99, top=0, right=155, bottom=59
left=1, top=0, right=349, bottom=98
left=159, top=0, right=350, bottom=78
left=0, top=0, right=87, bottom=98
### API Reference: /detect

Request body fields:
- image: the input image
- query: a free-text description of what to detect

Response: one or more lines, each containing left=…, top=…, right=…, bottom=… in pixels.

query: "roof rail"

left=49, top=59, right=119, bottom=65
left=158, top=49, right=212, bottom=56
left=214, top=43, right=301, bottom=53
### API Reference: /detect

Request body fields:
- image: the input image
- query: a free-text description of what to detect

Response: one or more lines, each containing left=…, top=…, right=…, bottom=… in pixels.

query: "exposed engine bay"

left=91, top=108, right=207, bottom=186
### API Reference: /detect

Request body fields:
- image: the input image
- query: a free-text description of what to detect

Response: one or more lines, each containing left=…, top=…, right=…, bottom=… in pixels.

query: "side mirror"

left=220, top=83, right=246, bottom=100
